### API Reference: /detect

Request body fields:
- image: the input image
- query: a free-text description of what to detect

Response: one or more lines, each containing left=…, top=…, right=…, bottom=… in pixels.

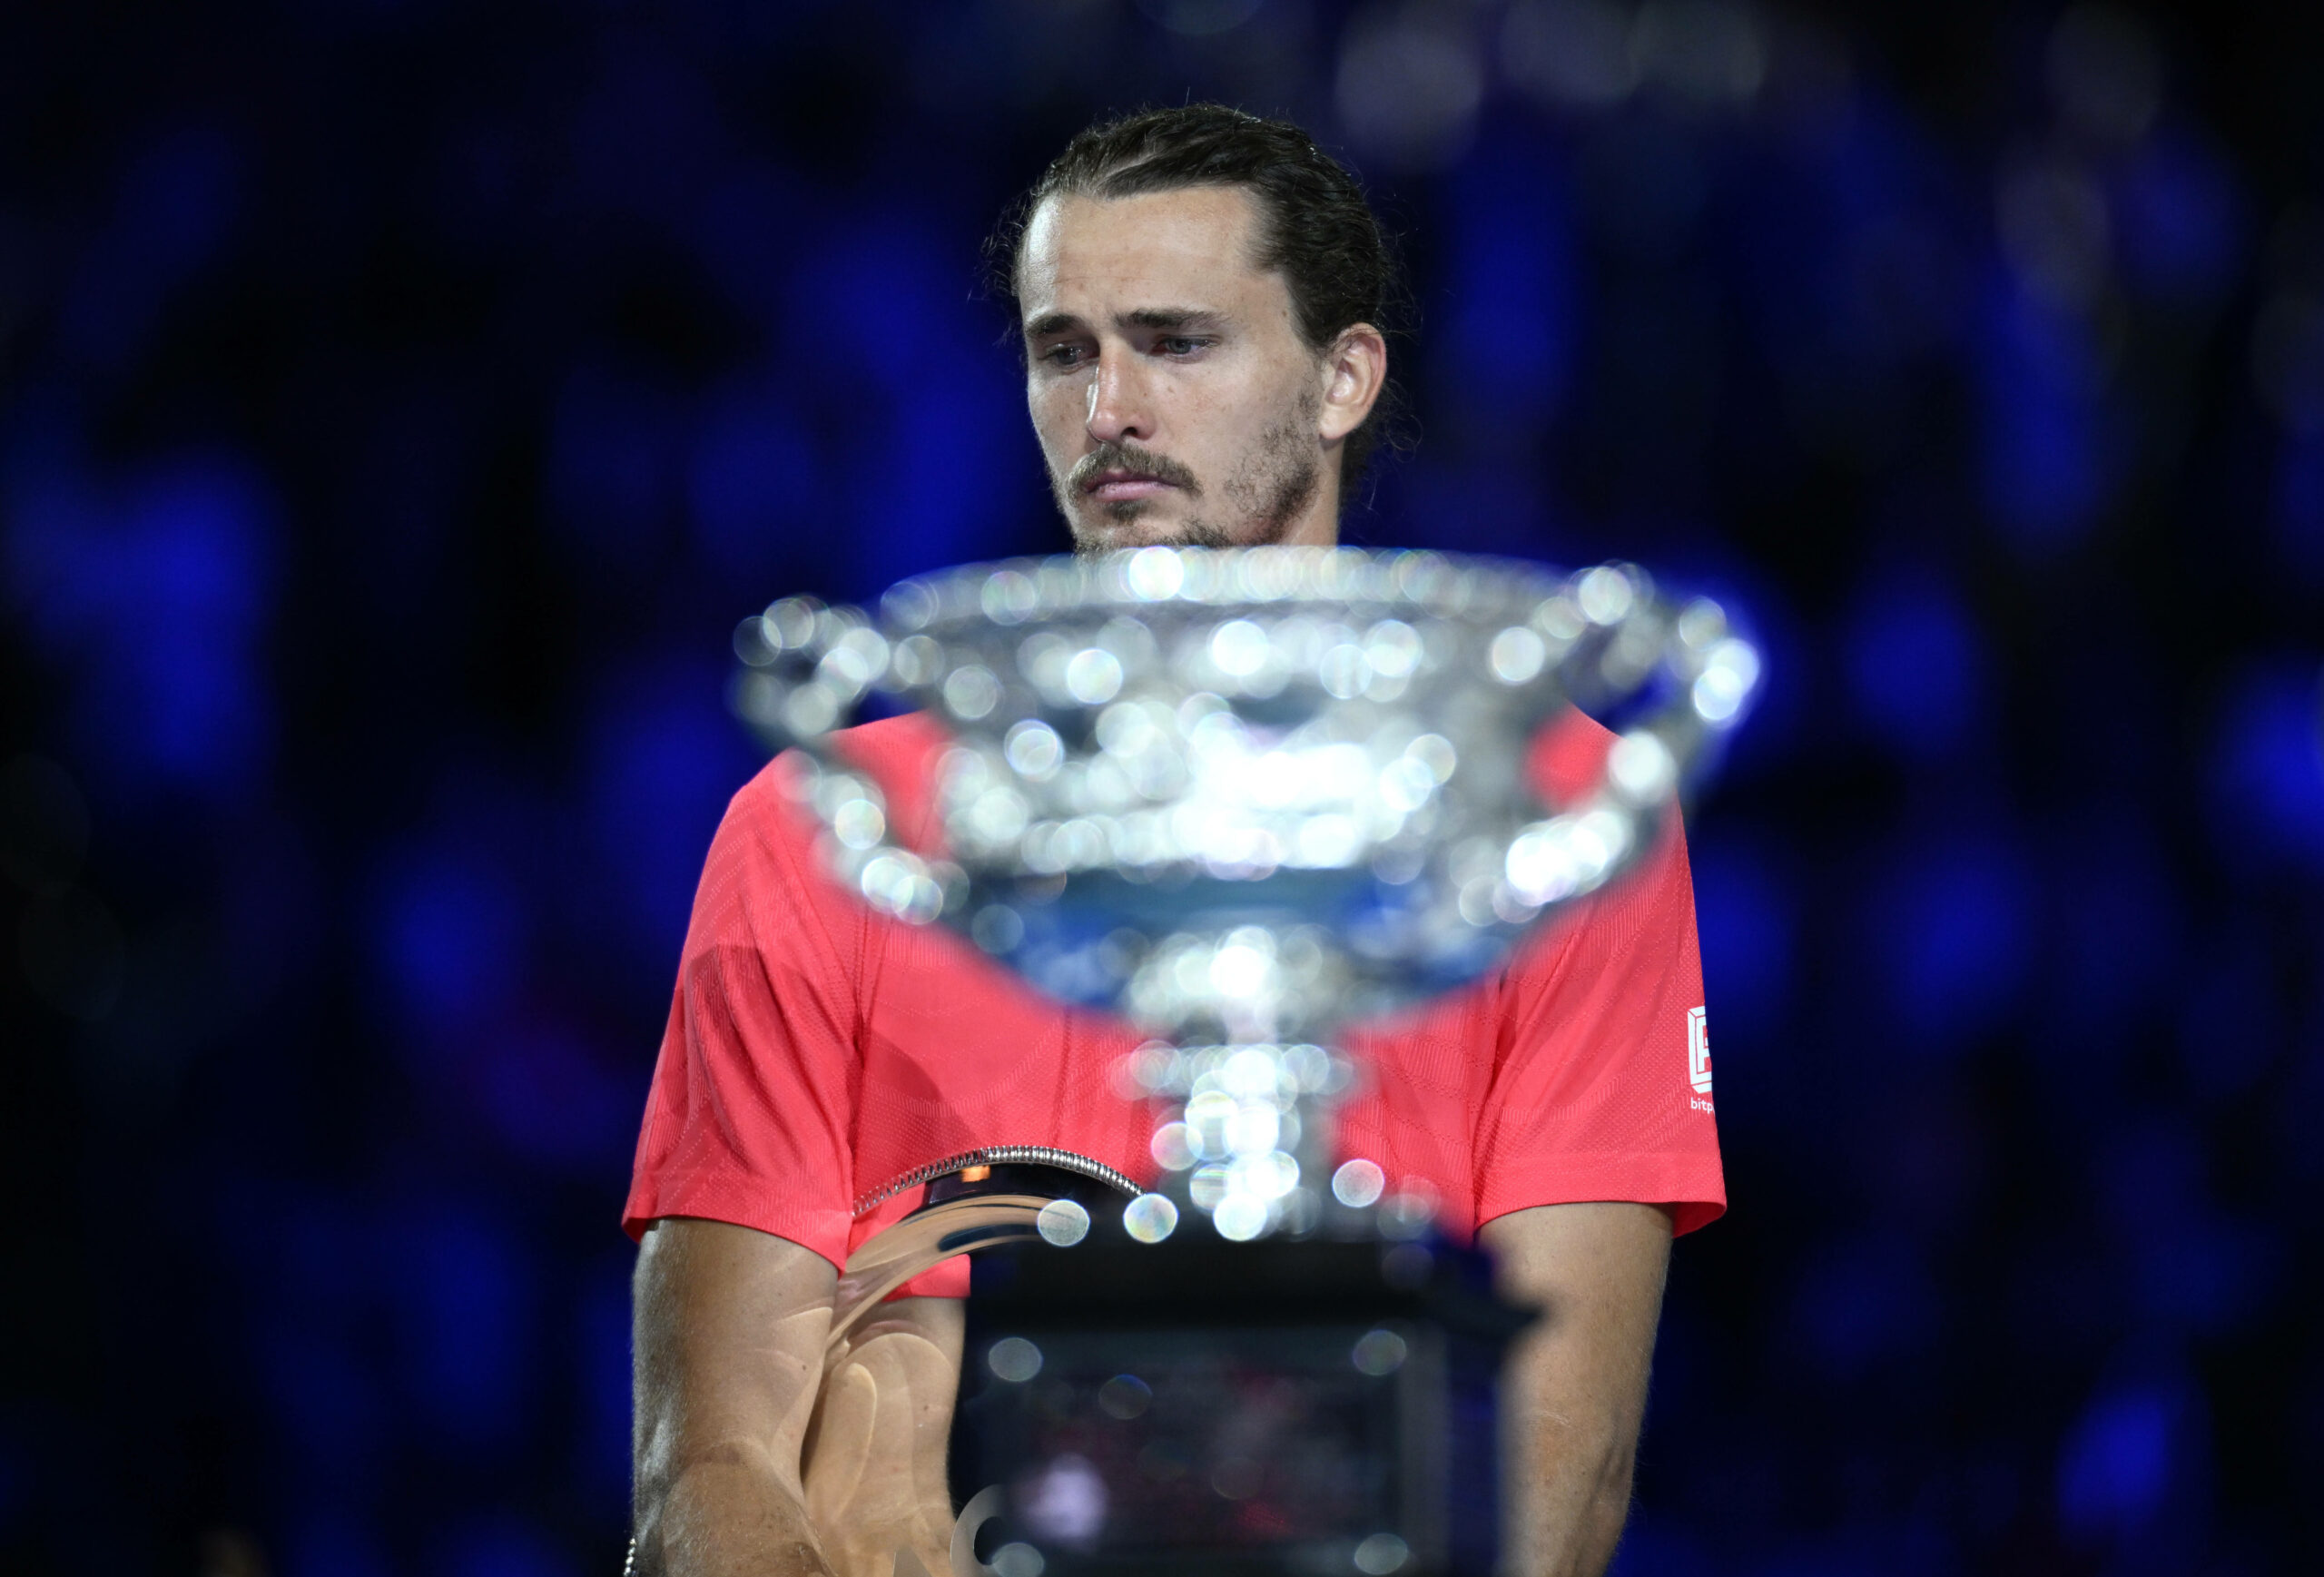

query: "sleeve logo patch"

left=1686, top=1006, right=1713, bottom=1105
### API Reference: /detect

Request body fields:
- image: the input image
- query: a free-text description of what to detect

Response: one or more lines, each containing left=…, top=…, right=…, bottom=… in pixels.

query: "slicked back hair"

left=991, top=103, right=1405, bottom=495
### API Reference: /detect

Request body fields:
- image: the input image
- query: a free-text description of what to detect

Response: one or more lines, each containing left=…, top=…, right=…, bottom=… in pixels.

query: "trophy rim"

left=873, top=545, right=1596, bottom=640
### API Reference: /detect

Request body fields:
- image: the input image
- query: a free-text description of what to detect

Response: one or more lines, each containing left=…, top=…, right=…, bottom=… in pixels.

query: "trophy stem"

left=1122, top=1010, right=1380, bottom=1244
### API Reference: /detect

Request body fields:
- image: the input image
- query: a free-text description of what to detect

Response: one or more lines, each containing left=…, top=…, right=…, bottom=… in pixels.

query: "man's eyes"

left=1032, top=336, right=1215, bottom=369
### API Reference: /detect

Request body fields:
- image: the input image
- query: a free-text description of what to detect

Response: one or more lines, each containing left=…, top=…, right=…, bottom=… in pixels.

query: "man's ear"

left=1317, top=323, right=1388, bottom=443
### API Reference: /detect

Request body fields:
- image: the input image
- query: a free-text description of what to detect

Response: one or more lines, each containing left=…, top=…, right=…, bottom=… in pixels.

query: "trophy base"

left=950, top=1232, right=1530, bottom=1577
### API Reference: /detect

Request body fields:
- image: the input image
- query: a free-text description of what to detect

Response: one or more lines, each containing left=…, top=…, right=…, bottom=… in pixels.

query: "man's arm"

left=1478, top=1201, right=1675, bottom=1577
left=633, top=1217, right=967, bottom=1577
left=632, top=1217, right=840, bottom=1577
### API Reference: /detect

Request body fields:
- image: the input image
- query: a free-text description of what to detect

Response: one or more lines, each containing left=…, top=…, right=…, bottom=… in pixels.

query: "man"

left=625, top=106, right=1719, bottom=1577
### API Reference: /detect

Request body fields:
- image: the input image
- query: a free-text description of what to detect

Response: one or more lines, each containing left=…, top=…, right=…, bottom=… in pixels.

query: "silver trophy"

left=730, top=547, right=1757, bottom=1575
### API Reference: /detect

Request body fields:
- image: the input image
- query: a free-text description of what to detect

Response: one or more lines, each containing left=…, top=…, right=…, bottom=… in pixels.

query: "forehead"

left=1017, top=185, right=1284, bottom=321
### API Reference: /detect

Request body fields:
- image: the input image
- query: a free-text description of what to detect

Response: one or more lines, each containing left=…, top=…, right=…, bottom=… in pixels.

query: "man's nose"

left=1085, top=350, right=1153, bottom=446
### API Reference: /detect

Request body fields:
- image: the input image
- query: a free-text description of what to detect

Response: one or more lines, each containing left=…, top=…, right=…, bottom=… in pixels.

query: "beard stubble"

left=1059, top=395, right=1322, bottom=555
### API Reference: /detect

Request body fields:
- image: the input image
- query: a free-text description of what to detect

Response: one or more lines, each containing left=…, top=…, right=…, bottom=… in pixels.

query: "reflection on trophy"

left=732, top=547, right=1758, bottom=1576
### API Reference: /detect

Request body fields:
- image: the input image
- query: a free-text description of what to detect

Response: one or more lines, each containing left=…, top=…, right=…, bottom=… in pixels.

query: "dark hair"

left=990, top=103, right=1407, bottom=495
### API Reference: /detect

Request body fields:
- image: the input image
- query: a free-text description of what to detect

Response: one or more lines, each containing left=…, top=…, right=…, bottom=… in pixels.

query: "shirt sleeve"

left=1470, top=728, right=1727, bottom=1237
left=621, top=758, right=864, bottom=1271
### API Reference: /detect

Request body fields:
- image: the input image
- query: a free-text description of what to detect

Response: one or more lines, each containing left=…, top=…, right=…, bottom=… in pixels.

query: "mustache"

left=1068, top=441, right=1201, bottom=496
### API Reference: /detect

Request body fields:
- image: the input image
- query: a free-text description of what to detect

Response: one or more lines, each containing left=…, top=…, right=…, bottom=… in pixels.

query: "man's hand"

left=803, top=1298, right=963, bottom=1577
left=1479, top=1202, right=1675, bottom=1577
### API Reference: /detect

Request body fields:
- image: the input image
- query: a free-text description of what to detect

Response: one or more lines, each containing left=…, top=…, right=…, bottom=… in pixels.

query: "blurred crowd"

left=1, top=2, right=2319, bottom=1574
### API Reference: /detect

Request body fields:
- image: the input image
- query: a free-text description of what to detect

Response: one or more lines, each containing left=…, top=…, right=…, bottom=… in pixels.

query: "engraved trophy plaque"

left=727, top=547, right=1758, bottom=1577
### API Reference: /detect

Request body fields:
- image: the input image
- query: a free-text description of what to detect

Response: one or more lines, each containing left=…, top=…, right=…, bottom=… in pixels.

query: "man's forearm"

left=635, top=1446, right=834, bottom=1577
left=1481, top=1203, right=1673, bottom=1577
left=1502, top=1344, right=1643, bottom=1577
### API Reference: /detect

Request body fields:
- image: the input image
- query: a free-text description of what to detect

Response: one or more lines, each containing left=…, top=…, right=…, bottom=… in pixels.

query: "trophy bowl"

left=736, top=547, right=1753, bottom=1019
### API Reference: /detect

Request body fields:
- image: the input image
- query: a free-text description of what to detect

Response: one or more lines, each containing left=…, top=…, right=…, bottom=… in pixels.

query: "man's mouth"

left=1067, top=444, right=1199, bottom=509
left=1083, top=469, right=1177, bottom=504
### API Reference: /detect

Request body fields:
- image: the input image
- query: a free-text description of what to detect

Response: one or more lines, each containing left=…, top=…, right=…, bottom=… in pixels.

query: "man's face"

left=1017, top=186, right=1337, bottom=552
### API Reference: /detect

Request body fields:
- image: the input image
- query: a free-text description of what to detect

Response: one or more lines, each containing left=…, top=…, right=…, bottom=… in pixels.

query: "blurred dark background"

left=4, top=1, right=2321, bottom=1573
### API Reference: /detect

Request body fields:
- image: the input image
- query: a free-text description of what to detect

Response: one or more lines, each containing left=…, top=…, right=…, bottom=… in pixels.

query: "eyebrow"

left=1123, top=308, right=1226, bottom=332
left=1021, top=307, right=1228, bottom=340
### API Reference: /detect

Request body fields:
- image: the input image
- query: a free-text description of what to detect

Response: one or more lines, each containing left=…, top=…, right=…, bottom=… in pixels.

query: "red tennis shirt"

left=624, top=709, right=1723, bottom=1296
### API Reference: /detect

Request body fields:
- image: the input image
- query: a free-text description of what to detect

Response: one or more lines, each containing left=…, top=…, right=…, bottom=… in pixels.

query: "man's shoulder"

left=1529, top=705, right=1618, bottom=807
left=727, top=710, right=952, bottom=832
left=832, top=710, right=952, bottom=779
